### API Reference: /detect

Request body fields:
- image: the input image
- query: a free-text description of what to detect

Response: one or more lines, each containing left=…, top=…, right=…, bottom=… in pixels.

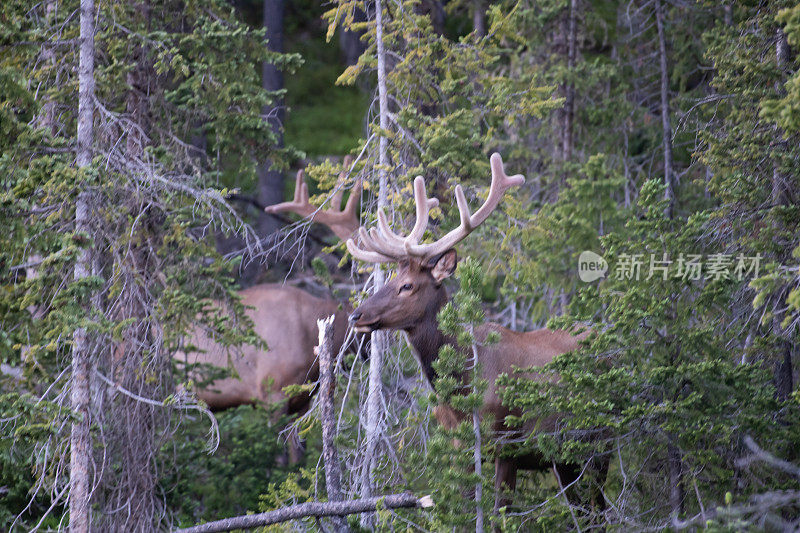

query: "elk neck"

left=402, top=286, right=454, bottom=387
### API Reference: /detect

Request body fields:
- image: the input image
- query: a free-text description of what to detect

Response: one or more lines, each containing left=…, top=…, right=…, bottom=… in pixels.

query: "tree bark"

left=38, top=0, right=58, bottom=135
left=339, top=7, right=366, bottom=65
left=471, top=338, right=483, bottom=533
left=561, top=0, right=577, bottom=170
left=473, top=0, right=486, bottom=37
left=655, top=0, right=675, bottom=219
left=772, top=28, right=793, bottom=402
left=173, top=493, right=432, bottom=533
left=257, top=0, right=286, bottom=238
left=360, top=0, right=390, bottom=520
left=70, top=0, right=96, bottom=530
left=668, top=441, right=684, bottom=518
left=317, top=316, right=347, bottom=532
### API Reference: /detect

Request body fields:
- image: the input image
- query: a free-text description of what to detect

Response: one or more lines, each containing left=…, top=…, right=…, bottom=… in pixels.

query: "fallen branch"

left=173, top=493, right=433, bottom=533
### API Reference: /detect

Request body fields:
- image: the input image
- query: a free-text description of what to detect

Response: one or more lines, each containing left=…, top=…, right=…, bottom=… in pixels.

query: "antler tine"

left=372, top=176, right=440, bottom=256
left=407, top=176, right=440, bottom=243
left=339, top=156, right=361, bottom=220
left=404, top=152, right=524, bottom=258
left=346, top=238, right=395, bottom=263
left=346, top=227, right=402, bottom=263
left=264, top=169, right=314, bottom=217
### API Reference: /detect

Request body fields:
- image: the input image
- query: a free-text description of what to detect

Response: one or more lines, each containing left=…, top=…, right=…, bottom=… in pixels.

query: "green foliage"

left=165, top=405, right=295, bottom=527
left=3, top=0, right=800, bottom=529
left=284, top=37, right=367, bottom=157
left=0, top=0, right=296, bottom=528
left=0, top=393, right=64, bottom=530
left=256, top=467, right=317, bottom=532
left=410, top=258, right=496, bottom=529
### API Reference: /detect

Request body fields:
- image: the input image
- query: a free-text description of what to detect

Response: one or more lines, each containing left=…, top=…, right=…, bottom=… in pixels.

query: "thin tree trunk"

left=317, top=316, right=348, bottom=532
left=655, top=0, right=674, bottom=219
left=473, top=406, right=483, bottom=532
left=773, top=28, right=793, bottom=402
left=258, top=0, right=286, bottom=228
left=70, top=0, right=96, bottom=530
left=471, top=335, right=483, bottom=533
left=562, top=0, right=577, bottom=169
left=38, top=0, right=57, bottom=135
left=360, top=0, right=390, bottom=520
left=473, top=0, right=486, bottom=37
left=668, top=441, right=684, bottom=518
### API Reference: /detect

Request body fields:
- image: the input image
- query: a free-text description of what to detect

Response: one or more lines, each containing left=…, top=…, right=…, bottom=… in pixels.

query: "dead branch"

left=316, top=315, right=347, bottom=532
left=172, top=492, right=433, bottom=533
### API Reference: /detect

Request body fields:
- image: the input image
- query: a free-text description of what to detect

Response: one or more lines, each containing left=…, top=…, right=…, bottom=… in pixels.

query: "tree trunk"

left=38, top=0, right=57, bottom=135
left=104, top=4, right=164, bottom=527
left=773, top=28, right=793, bottom=402
left=70, top=0, right=96, bottom=530
left=668, top=441, right=684, bottom=518
left=655, top=0, right=675, bottom=219
left=339, top=7, right=366, bottom=66
left=257, top=0, right=286, bottom=237
left=473, top=0, right=486, bottom=37
left=471, top=338, right=483, bottom=533
left=317, top=316, right=347, bottom=532
left=360, top=0, right=390, bottom=521
left=561, top=0, right=577, bottom=170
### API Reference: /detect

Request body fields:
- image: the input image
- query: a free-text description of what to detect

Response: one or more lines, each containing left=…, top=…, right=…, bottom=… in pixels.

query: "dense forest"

left=1, top=0, right=799, bottom=531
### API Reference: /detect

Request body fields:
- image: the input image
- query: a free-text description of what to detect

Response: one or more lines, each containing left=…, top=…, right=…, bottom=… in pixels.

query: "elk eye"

left=399, top=283, right=413, bottom=293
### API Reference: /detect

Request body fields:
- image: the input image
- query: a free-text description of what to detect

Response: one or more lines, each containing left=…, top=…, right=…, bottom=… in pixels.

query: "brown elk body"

left=346, top=153, right=605, bottom=511
left=178, top=284, right=351, bottom=415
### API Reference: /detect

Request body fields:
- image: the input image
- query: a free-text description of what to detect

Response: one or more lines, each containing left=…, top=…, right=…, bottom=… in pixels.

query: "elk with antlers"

left=346, top=153, right=605, bottom=512
left=180, top=159, right=361, bottom=421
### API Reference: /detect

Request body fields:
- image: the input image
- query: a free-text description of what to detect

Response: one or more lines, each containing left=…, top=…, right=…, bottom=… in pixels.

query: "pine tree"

left=0, top=0, right=298, bottom=528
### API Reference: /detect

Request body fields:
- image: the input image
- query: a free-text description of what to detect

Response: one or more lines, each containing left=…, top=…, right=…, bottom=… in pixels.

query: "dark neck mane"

left=403, top=288, right=453, bottom=387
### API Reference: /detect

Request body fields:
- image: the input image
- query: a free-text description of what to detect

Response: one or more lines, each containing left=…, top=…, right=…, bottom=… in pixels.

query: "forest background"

left=1, top=0, right=800, bottom=531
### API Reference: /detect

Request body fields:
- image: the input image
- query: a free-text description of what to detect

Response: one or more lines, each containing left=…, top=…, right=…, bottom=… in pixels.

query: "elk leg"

left=494, top=456, right=517, bottom=513
left=591, top=454, right=610, bottom=514
left=554, top=462, right=581, bottom=506
left=288, top=434, right=306, bottom=464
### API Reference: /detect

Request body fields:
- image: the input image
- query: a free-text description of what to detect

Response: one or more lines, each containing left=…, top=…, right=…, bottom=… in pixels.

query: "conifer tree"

left=0, top=0, right=297, bottom=528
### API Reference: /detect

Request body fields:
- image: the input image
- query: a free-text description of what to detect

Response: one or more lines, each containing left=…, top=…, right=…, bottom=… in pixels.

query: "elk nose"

left=348, top=311, right=362, bottom=324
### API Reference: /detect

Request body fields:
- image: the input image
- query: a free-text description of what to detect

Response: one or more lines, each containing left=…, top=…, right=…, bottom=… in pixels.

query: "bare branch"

left=173, top=493, right=433, bottom=533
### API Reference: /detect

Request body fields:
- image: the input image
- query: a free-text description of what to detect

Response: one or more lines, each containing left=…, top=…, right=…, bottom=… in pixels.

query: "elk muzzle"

left=348, top=309, right=380, bottom=333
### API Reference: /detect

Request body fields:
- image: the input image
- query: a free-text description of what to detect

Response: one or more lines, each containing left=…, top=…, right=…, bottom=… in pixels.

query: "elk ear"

left=428, top=249, right=457, bottom=283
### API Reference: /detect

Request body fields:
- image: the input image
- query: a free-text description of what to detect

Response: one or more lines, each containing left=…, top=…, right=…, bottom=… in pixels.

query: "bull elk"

left=346, top=153, right=605, bottom=511
left=180, top=159, right=362, bottom=418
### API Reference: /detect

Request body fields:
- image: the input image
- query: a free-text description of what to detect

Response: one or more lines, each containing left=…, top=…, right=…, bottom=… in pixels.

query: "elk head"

left=347, top=153, right=524, bottom=334
left=349, top=251, right=457, bottom=333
